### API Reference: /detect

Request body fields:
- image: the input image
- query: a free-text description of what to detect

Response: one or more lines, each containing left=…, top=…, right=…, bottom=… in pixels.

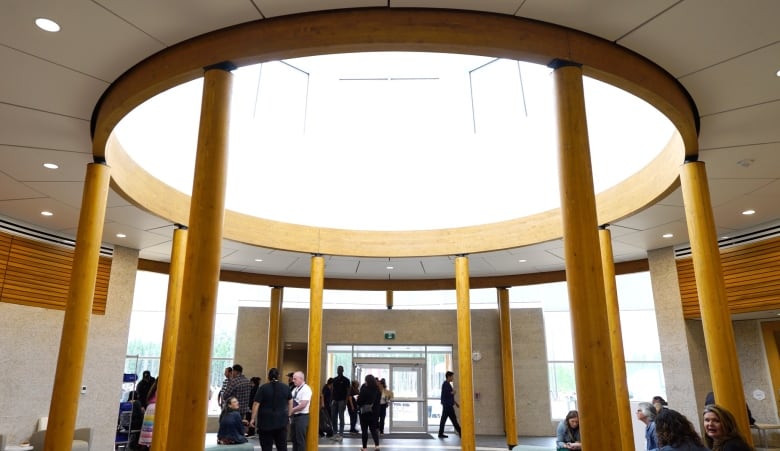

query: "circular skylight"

left=115, top=52, right=673, bottom=232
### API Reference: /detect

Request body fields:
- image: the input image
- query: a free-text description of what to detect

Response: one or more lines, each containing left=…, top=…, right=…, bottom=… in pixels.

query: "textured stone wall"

left=0, top=246, right=138, bottom=449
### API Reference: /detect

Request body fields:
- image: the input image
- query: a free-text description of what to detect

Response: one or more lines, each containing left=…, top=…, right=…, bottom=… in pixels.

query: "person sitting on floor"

left=218, top=396, right=249, bottom=445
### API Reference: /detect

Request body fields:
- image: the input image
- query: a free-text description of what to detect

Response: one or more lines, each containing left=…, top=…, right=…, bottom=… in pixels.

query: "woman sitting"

left=218, top=396, right=249, bottom=445
left=655, top=408, right=708, bottom=451
left=556, top=410, right=582, bottom=450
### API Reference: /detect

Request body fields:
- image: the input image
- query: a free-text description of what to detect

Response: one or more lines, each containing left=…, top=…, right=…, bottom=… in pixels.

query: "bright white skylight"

left=115, top=52, right=673, bottom=231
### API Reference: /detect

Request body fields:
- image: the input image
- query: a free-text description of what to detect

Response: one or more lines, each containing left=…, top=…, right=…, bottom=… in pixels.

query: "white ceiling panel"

left=680, top=42, right=780, bottom=115
left=612, top=204, right=685, bottom=231
left=701, top=143, right=780, bottom=180
left=253, top=0, right=386, bottom=18
left=100, top=222, right=173, bottom=250
left=712, top=180, right=780, bottom=230
left=0, top=172, right=44, bottom=200
left=392, top=0, right=522, bottom=15
left=104, top=205, right=171, bottom=231
left=0, top=197, right=81, bottom=232
left=0, top=104, right=92, bottom=153
left=708, top=178, right=776, bottom=208
left=95, top=0, right=264, bottom=46
left=613, top=220, right=690, bottom=252
left=698, top=101, right=780, bottom=150
left=516, top=0, right=677, bottom=41
left=0, top=146, right=92, bottom=182
left=0, top=0, right=165, bottom=81
left=618, top=0, right=780, bottom=77
left=0, top=46, right=108, bottom=119
left=23, top=181, right=87, bottom=209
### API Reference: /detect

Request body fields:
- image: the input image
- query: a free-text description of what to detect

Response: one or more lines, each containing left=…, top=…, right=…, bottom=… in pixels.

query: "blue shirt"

left=646, top=421, right=658, bottom=451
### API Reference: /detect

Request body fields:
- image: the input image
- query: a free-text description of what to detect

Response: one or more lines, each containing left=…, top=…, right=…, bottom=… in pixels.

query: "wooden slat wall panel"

left=0, top=230, right=111, bottom=314
left=677, top=235, right=780, bottom=318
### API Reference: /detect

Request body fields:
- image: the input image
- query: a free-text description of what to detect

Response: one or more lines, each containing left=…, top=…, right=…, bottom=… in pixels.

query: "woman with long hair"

left=218, top=396, right=249, bottom=445
left=702, top=404, right=753, bottom=451
left=357, top=374, right=380, bottom=451
left=138, top=381, right=157, bottom=450
left=378, top=378, right=393, bottom=435
left=655, top=408, right=708, bottom=451
left=556, top=410, right=582, bottom=450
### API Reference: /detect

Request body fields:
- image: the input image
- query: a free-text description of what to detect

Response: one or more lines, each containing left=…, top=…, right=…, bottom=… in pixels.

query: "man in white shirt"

left=290, top=371, right=312, bottom=451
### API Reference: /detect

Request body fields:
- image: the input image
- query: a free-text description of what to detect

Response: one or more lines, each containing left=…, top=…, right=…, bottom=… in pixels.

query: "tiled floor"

left=224, top=433, right=558, bottom=450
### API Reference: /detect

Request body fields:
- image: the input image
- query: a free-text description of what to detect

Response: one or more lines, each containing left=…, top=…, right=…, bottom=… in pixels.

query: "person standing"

left=348, top=379, right=361, bottom=434
left=357, top=374, right=381, bottom=451
left=251, top=368, right=292, bottom=451
left=378, top=378, right=393, bottom=434
left=438, top=371, right=461, bottom=439
left=136, top=370, right=156, bottom=408
left=702, top=404, right=752, bottom=451
left=636, top=402, right=659, bottom=451
left=655, top=408, right=708, bottom=451
left=218, top=367, right=233, bottom=408
left=224, top=364, right=253, bottom=426
left=289, top=371, right=312, bottom=451
left=330, top=365, right=351, bottom=439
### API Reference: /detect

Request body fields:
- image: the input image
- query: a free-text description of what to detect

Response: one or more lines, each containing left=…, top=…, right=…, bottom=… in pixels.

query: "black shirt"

left=332, top=374, right=350, bottom=401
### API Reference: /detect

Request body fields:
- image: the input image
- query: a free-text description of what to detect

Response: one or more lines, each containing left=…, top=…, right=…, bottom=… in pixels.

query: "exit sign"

left=384, top=331, right=396, bottom=340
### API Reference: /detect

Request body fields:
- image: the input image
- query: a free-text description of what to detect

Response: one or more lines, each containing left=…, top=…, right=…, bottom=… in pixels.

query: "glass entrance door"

left=353, top=359, right=427, bottom=433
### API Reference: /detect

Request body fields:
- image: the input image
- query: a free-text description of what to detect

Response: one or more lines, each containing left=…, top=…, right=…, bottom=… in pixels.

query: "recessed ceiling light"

left=742, top=209, right=756, bottom=215
left=518, top=259, right=527, bottom=263
left=116, top=233, right=126, bottom=238
left=40, top=211, right=53, bottom=216
left=386, top=265, right=394, bottom=270
left=43, top=162, right=59, bottom=169
left=737, top=158, right=755, bottom=168
left=662, top=233, right=674, bottom=238
left=254, top=258, right=263, bottom=262
left=35, top=18, right=60, bottom=32
left=776, top=69, right=780, bottom=77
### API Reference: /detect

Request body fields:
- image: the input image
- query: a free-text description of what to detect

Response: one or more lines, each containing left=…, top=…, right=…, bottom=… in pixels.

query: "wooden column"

left=497, top=287, right=518, bottom=448
left=306, top=255, right=325, bottom=451
left=44, top=162, right=110, bottom=451
left=266, top=286, right=284, bottom=372
left=167, top=63, right=233, bottom=450
left=599, top=227, right=632, bottom=451
left=551, top=60, right=618, bottom=451
left=386, top=290, right=394, bottom=310
left=157, top=225, right=188, bottom=451
left=455, top=256, right=476, bottom=451
left=680, top=161, right=752, bottom=442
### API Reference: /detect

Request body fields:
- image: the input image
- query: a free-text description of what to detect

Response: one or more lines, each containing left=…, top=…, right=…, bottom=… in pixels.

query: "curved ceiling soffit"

left=94, top=8, right=697, bottom=259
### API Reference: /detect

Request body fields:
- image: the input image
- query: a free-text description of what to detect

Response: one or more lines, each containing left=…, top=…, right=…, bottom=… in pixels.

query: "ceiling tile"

left=517, top=0, right=677, bottom=41
left=0, top=103, right=91, bottom=153
left=0, top=197, right=81, bottom=232
left=0, top=172, right=44, bottom=201
left=95, top=0, right=264, bottom=46
left=392, top=0, right=522, bottom=15
left=700, top=142, right=780, bottom=179
left=104, top=205, right=171, bottom=231
left=618, top=0, right=780, bottom=77
left=0, top=46, right=107, bottom=119
left=254, top=0, right=386, bottom=18
left=0, top=146, right=92, bottom=182
left=680, top=42, right=780, bottom=115
left=0, top=0, right=165, bottom=81
left=698, top=100, right=780, bottom=150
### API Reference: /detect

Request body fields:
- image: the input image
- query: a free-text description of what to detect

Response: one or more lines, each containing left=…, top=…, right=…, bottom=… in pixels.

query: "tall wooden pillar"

left=680, top=161, right=752, bottom=442
left=44, top=162, right=110, bottom=451
left=386, top=290, right=394, bottom=310
left=266, top=286, right=284, bottom=372
left=157, top=225, right=188, bottom=451
left=599, top=227, right=633, bottom=451
left=497, top=287, right=518, bottom=448
left=551, top=60, right=619, bottom=451
left=167, top=63, right=233, bottom=450
left=455, top=256, right=476, bottom=451
left=306, top=255, right=325, bottom=451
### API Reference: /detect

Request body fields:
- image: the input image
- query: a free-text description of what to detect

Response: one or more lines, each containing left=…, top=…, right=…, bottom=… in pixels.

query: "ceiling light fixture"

left=35, top=18, right=61, bottom=32
left=386, top=265, right=394, bottom=270
left=742, top=209, right=756, bottom=215
left=518, top=259, right=527, bottom=263
left=40, top=211, right=53, bottom=216
left=662, top=233, right=674, bottom=238
left=43, top=162, right=59, bottom=169
left=737, top=158, right=755, bottom=168
left=116, top=233, right=126, bottom=238
left=776, top=69, right=780, bottom=77
left=254, top=258, right=263, bottom=262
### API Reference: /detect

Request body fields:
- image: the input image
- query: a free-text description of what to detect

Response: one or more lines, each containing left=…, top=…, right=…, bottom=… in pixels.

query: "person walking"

left=438, top=371, right=461, bottom=439
left=357, top=374, right=381, bottom=451
left=330, top=365, right=351, bottom=440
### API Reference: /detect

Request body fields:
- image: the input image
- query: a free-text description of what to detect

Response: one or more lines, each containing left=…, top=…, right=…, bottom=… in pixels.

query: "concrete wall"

left=0, top=246, right=138, bottom=450
left=234, top=305, right=553, bottom=436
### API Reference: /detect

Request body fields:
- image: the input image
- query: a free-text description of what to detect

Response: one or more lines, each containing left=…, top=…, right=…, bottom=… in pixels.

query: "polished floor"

left=212, top=433, right=558, bottom=450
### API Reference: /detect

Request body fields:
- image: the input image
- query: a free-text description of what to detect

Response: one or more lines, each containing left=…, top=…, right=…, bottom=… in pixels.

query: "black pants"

left=438, top=405, right=461, bottom=436
left=359, top=411, right=379, bottom=448
left=258, top=427, right=287, bottom=451
left=378, top=404, right=388, bottom=433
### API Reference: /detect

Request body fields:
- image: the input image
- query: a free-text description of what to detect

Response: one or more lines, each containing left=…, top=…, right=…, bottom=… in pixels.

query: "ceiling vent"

left=0, top=218, right=114, bottom=257
left=674, top=222, right=780, bottom=258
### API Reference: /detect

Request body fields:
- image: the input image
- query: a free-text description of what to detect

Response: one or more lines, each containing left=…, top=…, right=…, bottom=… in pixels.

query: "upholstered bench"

left=203, top=442, right=258, bottom=451
left=28, top=427, right=92, bottom=451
